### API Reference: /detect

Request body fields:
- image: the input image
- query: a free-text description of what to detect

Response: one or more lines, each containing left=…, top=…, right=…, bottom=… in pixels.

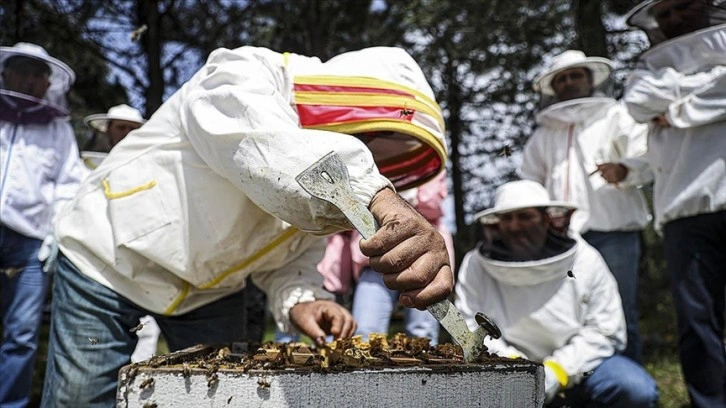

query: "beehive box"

left=117, top=336, right=544, bottom=408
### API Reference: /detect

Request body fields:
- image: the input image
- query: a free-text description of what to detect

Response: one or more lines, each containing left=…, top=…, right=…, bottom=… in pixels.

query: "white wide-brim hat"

left=84, top=104, right=146, bottom=133
left=475, top=180, right=577, bottom=224
left=0, top=42, right=75, bottom=93
left=533, top=50, right=613, bottom=96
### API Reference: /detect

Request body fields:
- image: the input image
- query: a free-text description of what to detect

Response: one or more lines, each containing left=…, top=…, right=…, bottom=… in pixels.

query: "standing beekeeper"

left=0, top=42, right=83, bottom=408
left=621, top=1, right=726, bottom=406
left=519, top=50, right=652, bottom=363
left=41, top=45, right=452, bottom=407
left=80, top=104, right=147, bottom=169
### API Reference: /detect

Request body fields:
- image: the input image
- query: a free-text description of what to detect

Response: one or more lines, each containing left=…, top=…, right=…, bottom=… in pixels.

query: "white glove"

left=37, top=234, right=59, bottom=274
left=544, top=364, right=562, bottom=403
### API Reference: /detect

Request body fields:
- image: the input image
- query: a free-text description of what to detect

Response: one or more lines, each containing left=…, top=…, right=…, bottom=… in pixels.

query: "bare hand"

left=289, top=300, right=356, bottom=346
left=653, top=114, right=670, bottom=128
left=596, top=163, right=628, bottom=184
left=362, top=188, right=454, bottom=309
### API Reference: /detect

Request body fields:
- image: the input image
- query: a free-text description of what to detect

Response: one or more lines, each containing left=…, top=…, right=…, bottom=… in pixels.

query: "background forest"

left=1, top=0, right=693, bottom=406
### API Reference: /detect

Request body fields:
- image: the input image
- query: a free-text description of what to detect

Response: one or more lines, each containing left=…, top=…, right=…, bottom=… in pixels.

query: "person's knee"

left=4, top=320, right=42, bottom=348
left=607, top=374, right=659, bottom=407
left=623, top=382, right=659, bottom=407
left=587, top=356, right=659, bottom=407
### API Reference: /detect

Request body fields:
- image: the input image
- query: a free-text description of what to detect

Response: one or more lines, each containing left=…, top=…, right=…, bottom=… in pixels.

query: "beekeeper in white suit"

left=41, top=45, right=452, bottom=407
left=0, top=42, right=82, bottom=408
left=455, top=180, right=658, bottom=407
left=519, top=50, right=652, bottom=363
left=81, top=104, right=147, bottom=168
left=620, top=1, right=726, bottom=406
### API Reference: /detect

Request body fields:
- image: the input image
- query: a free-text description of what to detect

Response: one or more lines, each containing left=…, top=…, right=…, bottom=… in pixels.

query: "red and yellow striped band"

left=293, top=75, right=446, bottom=189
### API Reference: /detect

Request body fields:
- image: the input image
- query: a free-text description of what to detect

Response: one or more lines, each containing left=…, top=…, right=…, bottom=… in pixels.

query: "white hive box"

left=117, top=344, right=544, bottom=408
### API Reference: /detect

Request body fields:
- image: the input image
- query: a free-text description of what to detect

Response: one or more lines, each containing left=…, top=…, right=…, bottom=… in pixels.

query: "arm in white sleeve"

left=624, top=66, right=681, bottom=123
left=179, top=47, right=391, bottom=235
left=625, top=64, right=726, bottom=127
left=250, top=237, right=335, bottom=332
left=666, top=69, right=726, bottom=128
left=546, top=252, right=626, bottom=387
left=518, top=130, right=547, bottom=183
left=51, top=121, right=83, bottom=218
left=613, top=106, right=653, bottom=187
left=484, top=337, right=528, bottom=360
left=620, top=154, right=653, bottom=187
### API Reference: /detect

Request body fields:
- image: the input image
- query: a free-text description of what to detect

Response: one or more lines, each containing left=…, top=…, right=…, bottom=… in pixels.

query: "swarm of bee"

left=124, top=335, right=513, bottom=394
left=160, top=333, right=477, bottom=377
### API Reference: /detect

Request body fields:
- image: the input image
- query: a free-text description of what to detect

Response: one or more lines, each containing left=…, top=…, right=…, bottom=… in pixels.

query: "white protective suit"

left=0, top=43, right=83, bottom=241
left=54, top=46, right=447, bottom=330
left=455, top=236, right=626, bottom=388
left=623, top=24, right=726, bottom=230
left=520, top=96, right=652, bottom=233
left=0, top=110, right=82, bottom=240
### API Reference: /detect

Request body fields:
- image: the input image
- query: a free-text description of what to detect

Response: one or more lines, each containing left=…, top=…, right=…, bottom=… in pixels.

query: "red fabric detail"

left=297, top=105, right=414, bottom=127
left=381, top=148, right=442, bottom=189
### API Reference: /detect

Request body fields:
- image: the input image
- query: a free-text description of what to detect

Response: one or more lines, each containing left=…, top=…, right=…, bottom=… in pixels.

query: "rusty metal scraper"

left=296, top=151, right=502, bottom=363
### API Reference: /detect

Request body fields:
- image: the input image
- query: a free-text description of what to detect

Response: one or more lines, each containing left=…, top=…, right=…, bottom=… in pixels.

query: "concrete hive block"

left=117, top=343, right=544, bottom=408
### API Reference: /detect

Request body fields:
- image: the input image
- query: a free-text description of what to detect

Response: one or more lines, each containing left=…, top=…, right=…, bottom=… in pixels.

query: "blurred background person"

left=0, top=42, right=82, bottom=408
left=520, top=50, right=652, bottom=363
left=623, top=1, right=726, bottom=406
left=456, top=180, right=658, bottom=407
left=81, top=104, right=146, bottom=169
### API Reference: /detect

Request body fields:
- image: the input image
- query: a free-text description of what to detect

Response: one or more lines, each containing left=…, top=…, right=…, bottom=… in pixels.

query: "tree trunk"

left=573, top=0, right=609, bottom=57
left=442, top=53, right=466, bottom=237
left=140, top=0, right=164, bottom=116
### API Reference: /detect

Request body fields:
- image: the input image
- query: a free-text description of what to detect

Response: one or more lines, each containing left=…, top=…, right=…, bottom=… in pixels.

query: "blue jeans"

left=41, top=253, right=250, bottom=408
left=583, top=230, right=642, bottom=363
left=0, top=225, right=49, bottom=408
left=550, top=354, right=659, bottom=407
left=351, top=267, right=439, bottom=345
left=663, top=210, right=726, bottom=408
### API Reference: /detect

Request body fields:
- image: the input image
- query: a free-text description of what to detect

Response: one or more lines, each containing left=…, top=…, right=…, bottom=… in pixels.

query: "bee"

left=583, top=370, right=594, bottom=377
left=498, top=145, right=512, bottom=158
left=129, top=322, right=146, bottom=333
left=182, top=362, right=192, bottom=378
left=207, top=372, right=219, bottom=388
left=139, top=377, right=154, bottom=390
left=227, top=396, right=234, bottom=404
left=88, top=337, right=99, bottom=345
left=257, top=376, right=271, bottom=388
left=130, top=24, right=148, bottom=42
left=399, top=108, right=415, bottom=117
left=566, top=270, right=575, bottom=279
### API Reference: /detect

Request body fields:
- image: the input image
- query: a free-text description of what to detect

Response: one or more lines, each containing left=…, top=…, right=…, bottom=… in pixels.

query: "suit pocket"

left=103, top=174, right=172, bottom=246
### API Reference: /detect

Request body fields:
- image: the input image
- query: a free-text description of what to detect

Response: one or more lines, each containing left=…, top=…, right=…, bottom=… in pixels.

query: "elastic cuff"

left=543, top=360, right=569, bottom=388
left=278, top=287, right=319, bottom=332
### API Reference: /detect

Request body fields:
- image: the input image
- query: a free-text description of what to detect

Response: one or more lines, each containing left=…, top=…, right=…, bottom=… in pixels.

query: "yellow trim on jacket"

left=162, top=227, right=300, bottom=315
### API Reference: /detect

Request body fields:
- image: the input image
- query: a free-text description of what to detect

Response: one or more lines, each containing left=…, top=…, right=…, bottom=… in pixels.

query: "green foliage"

left=1, top=0, right=128, bottom=144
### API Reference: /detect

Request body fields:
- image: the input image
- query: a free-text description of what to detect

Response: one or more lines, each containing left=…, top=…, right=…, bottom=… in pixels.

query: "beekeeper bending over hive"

left=41, top=46, right=451, bottom=407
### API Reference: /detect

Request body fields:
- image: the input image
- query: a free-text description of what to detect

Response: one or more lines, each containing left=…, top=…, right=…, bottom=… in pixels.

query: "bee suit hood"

left=289, top=47, right=447, bottom=191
